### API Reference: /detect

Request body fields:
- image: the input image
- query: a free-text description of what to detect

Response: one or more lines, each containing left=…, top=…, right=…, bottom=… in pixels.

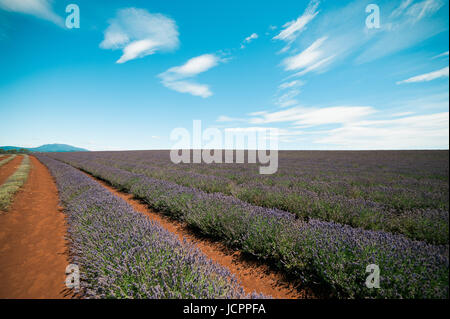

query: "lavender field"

left=43, top=150, right=449, bottom=298
left=48, top=151, right=449, bottom=244
left=36, top=155, right=260, bottom=299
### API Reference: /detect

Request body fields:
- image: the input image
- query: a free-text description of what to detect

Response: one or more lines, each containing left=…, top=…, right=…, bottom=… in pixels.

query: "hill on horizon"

left=0, top=143, right=90, bottom=152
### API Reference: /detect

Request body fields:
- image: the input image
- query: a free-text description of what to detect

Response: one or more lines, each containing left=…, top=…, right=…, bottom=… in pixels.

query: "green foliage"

left=0, top=155, right=31, bottom=211
left=0, top=154, right=17, bottom=168
left=0, top=148, right=31, bottom=154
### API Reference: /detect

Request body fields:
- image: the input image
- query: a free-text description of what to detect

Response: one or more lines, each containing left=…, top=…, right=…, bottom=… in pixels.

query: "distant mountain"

left=0, top=144, right=89, bottom=152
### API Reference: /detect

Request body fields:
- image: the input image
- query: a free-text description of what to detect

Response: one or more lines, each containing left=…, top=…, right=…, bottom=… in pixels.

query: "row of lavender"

left=47, top=153, right=449, bottom=298
left=36, top=155, right=255, bottom=299
left=51, top=151, right=449, bottom=244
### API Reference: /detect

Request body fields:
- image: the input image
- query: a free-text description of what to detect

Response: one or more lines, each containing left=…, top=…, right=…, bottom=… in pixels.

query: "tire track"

left=0, top=156, right=70, bottom=298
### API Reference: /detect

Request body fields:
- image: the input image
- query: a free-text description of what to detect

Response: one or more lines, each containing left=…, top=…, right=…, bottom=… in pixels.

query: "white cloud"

left=240, top=33, right=258, bottom=48
left=388, top=91, right=449, bottom=113
left=159, top=54, right=222, bottom=98
left=432, top=51, right=449, bottom=59
left=280, top=36, right=335, bottom=77
left=249, top=105, right=375, bottom=126
left=245, top=33, right=258, bottom=41
left=274, top=89, right=301, bottom=108
left=225, top=127, right=276, bottom=133
left=162, top=54, right=219, bottom=80
left=314, top=112, right=449, bottom=149
left=248, top=111, right=268, bottom=116
left=278, top=80, right=304, bottom=89
left=116, top=39, right=158, bottom=64
left=397, top=66, right=449, bottom=84
left=282, top=37, right=326, bottom=71
left=264, top=0, right=449, bottom=123
left=162, top=80, right=212, bottom=98
left=246, top=33, right=258, bottom=41
left=216, top=115, right=246, bottom=122
left=391, top=111, right=415, bottom=117
left=272, top=0, right=447, bottom=75
left=274, top=79, right=304, bottom=109
left=356, top=0, right=447, bottom=63
left=261, top=0, right=448, bottom=148
left=273, top=0, right=319, bottom=49
left=406, top=0, right=444, bottom=23
left=100, top=8, right=179, bottom=64
left=273, top=1, right=368, bottom=76
left=224, top=127, right=304, bottom=143
left=0, top=0, right=63, bottom=26
left=291, top=54, right=335, bottom=77
left=219, top=106, right=449, bottom=149
left=219, top=88, right=449, bottom=149
left=391, top=0, right=414, bottom=18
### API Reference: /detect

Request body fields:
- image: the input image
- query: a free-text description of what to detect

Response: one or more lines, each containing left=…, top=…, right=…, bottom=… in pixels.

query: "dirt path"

left=82, top=171, right=315, bottom=299
left=0, top=156, right=70, bottom=299
left=0, top=156, right=23, bottom=185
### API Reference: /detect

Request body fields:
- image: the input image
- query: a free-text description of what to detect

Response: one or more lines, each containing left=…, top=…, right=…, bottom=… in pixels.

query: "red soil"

left=0, top=156, right=70, bottom=299
left=0, top=155, right=23, bottom=185
left=82, top=171, right=315, bottom=299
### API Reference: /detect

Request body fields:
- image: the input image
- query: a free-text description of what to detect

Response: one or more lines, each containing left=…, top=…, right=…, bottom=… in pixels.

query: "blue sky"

left=0, top=0, right=448, bottom=150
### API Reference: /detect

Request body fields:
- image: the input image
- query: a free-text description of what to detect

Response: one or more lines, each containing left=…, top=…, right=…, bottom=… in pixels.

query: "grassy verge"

left=0, top=155, right=17, bottom=168
left=0, top=155, right=31, bottom=211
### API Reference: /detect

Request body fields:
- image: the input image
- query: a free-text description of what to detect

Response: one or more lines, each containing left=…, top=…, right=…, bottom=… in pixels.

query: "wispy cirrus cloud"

left=0, top=0, right=63, bottom=26
left=267, top=0, right=448, bottom=114
left=278, top=80, right=304, bottom=90
left=274, top=0, right=447, bottom=77
left=217, top=100, right=449, bottom=149
left=273, top=0, right=319, bottom=52
left=403, top=0, right=444, bottom=23
left=100, top=8, right=179, bottom=64
left=274, top=80, right=305, bottom=108
left=224, top=127, right=304, bottom=143
left=273, top=0, right=364, bottom=83
left=274, top=89, right=302, bottom=108
left=433, top=51, right=449, bottom=59
left=249, top=105, right=375, bottom=126
left=216, top=115, right=247, bottom=123
left=270, top=1, right=330, bottom=107
left=159, top=54, right=222, bottom=98
left=315, top=112, right=449, bottom=149
left=281, top=36, right=336, bottom=77
left=356, top=0, right=447, bottom=63
left=397, top=66, right=449, bottom=84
